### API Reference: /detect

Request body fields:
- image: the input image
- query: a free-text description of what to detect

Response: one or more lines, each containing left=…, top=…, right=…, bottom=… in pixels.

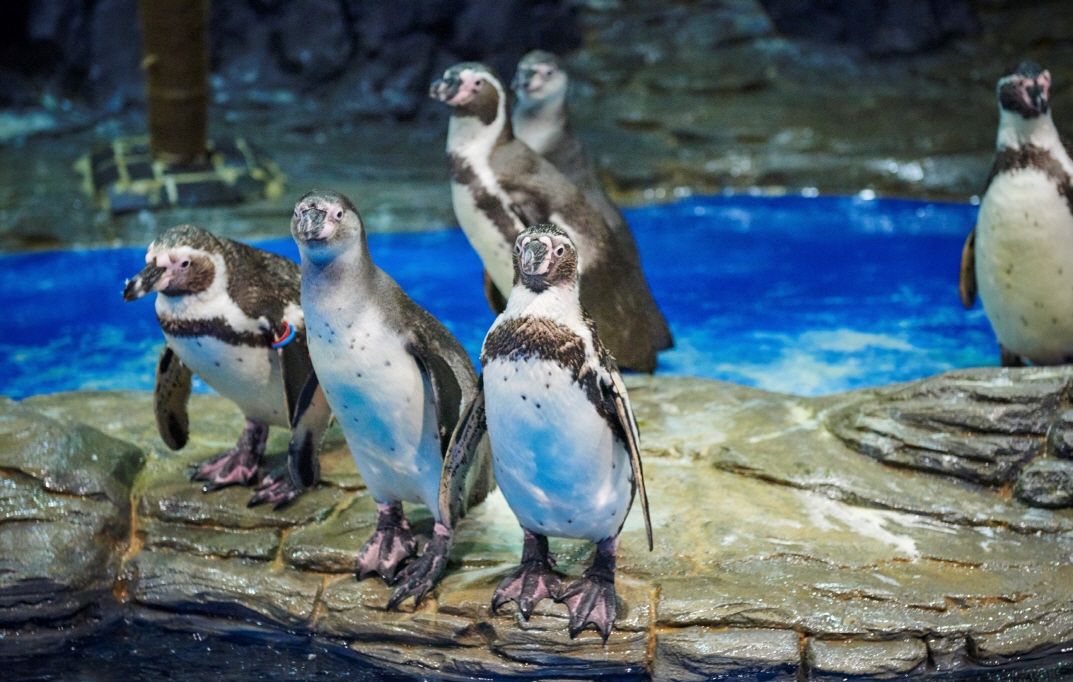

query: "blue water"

left=0, top=194, right=994, bottom=400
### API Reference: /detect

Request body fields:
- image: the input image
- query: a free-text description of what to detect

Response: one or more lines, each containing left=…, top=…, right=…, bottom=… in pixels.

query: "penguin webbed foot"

left=356, top=502, right=418, bottom=584
left=387, top=524, right=452, bottom=611
left=557, top=538, right=618, bottom=642
left=491, top=531, right=562, bottom=621
left=190, top=420, right=268, bottom=492
left=247, top=467, right=302, bottom=509
left=190, top=448, right=262, bottom=492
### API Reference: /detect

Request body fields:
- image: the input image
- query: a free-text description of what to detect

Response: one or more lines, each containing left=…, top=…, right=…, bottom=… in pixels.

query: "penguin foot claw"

left=387, top=526, right=452, bottom=611
left=190, top=448, right=262, bottom=492
left=557, top=571, right=617, bottom=642
left=247, top=468, right=302, bottom=509
left=490, top=559, right=562, bottom=621
left=356, top=505, right=417, bottom=583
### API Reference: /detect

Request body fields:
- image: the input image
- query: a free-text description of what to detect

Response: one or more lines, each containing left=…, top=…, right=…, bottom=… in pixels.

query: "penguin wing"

left=959, top=228, right=977, bottom=308
left=285, top=372, right=332, bottom=491
left=154, top=346, right=193, bottom=450
left=602, top=368, right=653, bottom=551
left=483, top=269, right=508, bottom=314
left=278, top=331, right=316, bottom=429
left=437, top=376, right=488, bottom=527
left=406, top=339, right=464, bottom=456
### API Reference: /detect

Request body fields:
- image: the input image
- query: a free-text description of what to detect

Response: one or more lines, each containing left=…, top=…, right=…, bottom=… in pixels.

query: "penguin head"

left=998, top=62, right=1051, bottom=119
left=430, top=62, right=505, bottom=125
left=123, top=224, right=219, bottom=301
left=513, top=224, right=579, bottom=293
left=291, top=189, right=365, bottom=260
left=512, top=51, right=567, bottom=108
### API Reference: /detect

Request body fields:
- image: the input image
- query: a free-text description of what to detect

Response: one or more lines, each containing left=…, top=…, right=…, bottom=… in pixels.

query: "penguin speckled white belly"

left=960, top=62, right=1073, bottom=366
left=429, top=61, right=672, bottom=373
left=291, top=189, right=493, bottom=586
left=398, top=223, right=652, bottom=641
left=123, top=224, right=322, bottom=509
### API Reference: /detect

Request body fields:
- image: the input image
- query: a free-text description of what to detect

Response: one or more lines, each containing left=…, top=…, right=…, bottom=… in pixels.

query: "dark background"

left=1, top=0, right=1072, bottom=251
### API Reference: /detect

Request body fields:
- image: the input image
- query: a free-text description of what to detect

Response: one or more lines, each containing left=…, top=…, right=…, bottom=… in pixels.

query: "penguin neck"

left=513, top=92, right=568, bottom=156
left=447, top=106, right=513, bottom=163
left=997, top=109, right=1062, bottom=152
left=300, top=243, right=375, bottom=308
left=502, top=280, right=581, bottom=325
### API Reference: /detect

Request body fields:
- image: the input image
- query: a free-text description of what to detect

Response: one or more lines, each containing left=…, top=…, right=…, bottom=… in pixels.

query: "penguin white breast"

left=305, top=305, right=443, bottom=514
left=164, top=334, right=290, bottom=427
left=450, top=161, right=516, bottom=294
left=483, top=356, right=632, bottom=542
left=976, top=168, right=1073, bottom=363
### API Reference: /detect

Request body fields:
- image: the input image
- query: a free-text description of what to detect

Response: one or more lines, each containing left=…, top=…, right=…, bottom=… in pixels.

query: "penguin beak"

left=123, top=263, right=166, bottom=301
left=511, top=69, right=531, bottom=93
left=295, top=208, right=328, bottom=243
left=1028, top=80, right=1049, bottom=114
left=520, top=240, right=549, bottom=276
left=429, top=76, right=458, bottom=103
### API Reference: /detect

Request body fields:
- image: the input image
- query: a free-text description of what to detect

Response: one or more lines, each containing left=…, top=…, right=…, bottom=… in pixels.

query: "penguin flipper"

left=483, top=269, right=508, bottom=314
left=959, top=228, right=977, bottom=309
left=603, top=369, right=653, bottom=551
left=278, top=332, right=315, bottom=429
left=406, top=340, right=464, bottom=456
left=438, top=376, right=488, bottom=527
left=285, top=373, right=331, bottom=491
left=154, top=346, right=193, bottom=450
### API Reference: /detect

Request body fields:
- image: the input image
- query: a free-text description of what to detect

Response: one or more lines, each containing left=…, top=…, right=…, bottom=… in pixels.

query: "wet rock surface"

left=0, top=396, right=143, bottom=655
left=3, top=368, right=1073, bottom=677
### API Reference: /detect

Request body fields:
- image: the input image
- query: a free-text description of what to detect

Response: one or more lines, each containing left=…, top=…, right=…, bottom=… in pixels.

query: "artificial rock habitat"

left=3, top=367, right=1073, bottom=679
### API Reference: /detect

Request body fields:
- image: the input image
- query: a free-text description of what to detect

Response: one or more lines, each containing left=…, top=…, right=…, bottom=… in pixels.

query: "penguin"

left=960, top=62, right=1073, bottom=366
left=123, top=224, right=323, bottom=508
left=290, top=189, right=493, bottom=584
left=511, top=50, right=640, bottom=254
left=429, top=61, right=673, bottom=373
left=395, top=224, right=653, bottom=640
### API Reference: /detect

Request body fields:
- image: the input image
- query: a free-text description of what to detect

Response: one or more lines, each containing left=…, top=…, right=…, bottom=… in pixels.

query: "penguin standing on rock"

left=960, top=62, right=1073, bottom=366
left=429, top=62, right=672, bottom=373
left=123, top=224, right=322, bottom=508
left=290, top=189, right=493, bottom=584
left=512, top=50, right=639, bottom=253
left=394, top=224, right=652, bottom=641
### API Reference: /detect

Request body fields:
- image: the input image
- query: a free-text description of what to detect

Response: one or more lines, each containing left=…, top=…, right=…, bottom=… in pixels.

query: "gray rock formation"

left=4, top=368, right=1073, bottom=677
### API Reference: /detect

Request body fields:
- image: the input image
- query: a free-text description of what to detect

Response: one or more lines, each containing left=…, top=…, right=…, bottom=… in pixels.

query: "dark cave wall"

left=1, top=0, right=581, bottom=117
left=759, top=0, right=980, bottom=56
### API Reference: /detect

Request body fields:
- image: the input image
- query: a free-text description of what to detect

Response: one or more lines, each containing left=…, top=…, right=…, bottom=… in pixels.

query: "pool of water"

left=0, top=194, right=994, bottom=400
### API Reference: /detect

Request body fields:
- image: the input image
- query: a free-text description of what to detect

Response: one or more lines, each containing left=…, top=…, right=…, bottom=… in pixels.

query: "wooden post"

left=137, top=0, right=210, bottom=165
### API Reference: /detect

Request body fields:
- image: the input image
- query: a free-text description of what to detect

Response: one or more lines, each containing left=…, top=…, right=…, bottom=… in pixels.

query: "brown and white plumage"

left=430, top=61, right=672, bottom=373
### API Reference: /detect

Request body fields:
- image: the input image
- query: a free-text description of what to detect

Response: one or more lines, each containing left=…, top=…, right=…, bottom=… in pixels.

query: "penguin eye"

left=181, top=260, right=190, bottom=268
left=475, top=78, right=482, bottom=86
left=335, top=209, right=344, bottom=220
left=514, top=243, right=522, bottom=254
left=554, top=245, right=565, bottom=257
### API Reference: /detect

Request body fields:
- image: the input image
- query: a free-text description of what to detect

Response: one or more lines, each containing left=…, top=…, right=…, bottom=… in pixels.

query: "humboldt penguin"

left=960, top=62, right=1073, bottom=366
left=291, top=189, right=493, bottom=584
left=429, top=61, right=672, bottom=373
left=511, top=50, right=640, bottom=253
left=123, top=224, right=322, bottom=508
left=394, top=224, right=652, bottom=640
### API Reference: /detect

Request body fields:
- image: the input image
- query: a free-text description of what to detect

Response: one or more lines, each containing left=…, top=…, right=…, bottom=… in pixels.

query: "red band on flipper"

left=272, top=321, right=296, bottom=349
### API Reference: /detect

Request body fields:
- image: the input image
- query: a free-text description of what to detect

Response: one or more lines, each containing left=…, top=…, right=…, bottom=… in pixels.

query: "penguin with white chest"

left=429, top=62, right=673, bottom=373
left=512, top=50, right=641, bottom=256
left=961, top=62, right=1073, bottom=366
left=123, top=224, right=322, bottom=508
left=290, top=189, right=493, bottom=584
left=397, top=224, right=653, bottom=640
